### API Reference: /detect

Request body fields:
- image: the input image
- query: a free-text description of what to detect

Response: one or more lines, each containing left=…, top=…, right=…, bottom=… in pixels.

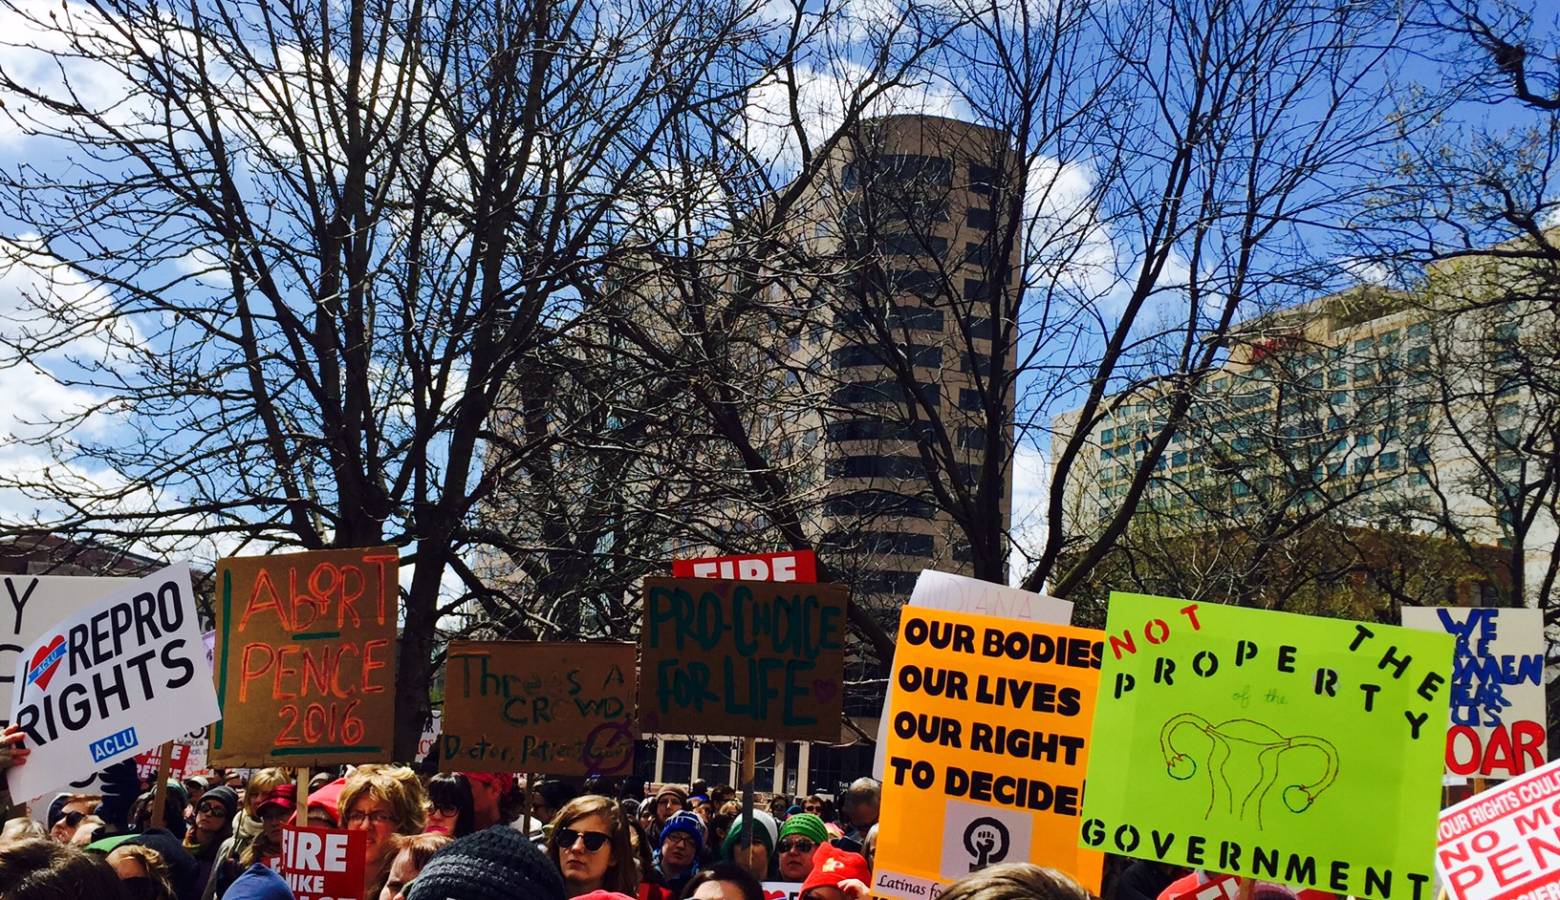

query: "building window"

left=823, top=529, right=935, bottom=557
left=1380, top=451, right=1400, bottom=470
left=964, top=278, right=994, bottom=300
left=1352, top=457, right=1374, bottom=475
left=965, top=241, right=992, bottom=267
left=1408, top=322, right=1430, bottom=338
left=830, top=381, right=940, bottom=407
left=837, top=305, right=944, bottom=332
left=825, top=455, right=925, bottom=479
left=967, top=207, right=994, bottom=230
left=831, top=343, right=942, bottom=368
left=958, top=388, right=985, bottom=411
left=957, top=426, right=988, bottom=450
left=823, top=490, right=937, bottom=518
left=969, top=163, right=999, bottom=195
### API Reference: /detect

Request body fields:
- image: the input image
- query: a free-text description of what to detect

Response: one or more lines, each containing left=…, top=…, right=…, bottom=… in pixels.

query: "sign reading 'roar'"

left=210, top=547, right=399, bottom=766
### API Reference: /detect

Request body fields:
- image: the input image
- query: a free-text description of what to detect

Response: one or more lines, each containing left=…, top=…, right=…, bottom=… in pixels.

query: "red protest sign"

left=672, top=550, right=817, bottom=582
left=135, top=743, right=191, bottom=782
left=281, top=824, right=367, bottom=900
left=1437, top=758, right=1560, bottom=900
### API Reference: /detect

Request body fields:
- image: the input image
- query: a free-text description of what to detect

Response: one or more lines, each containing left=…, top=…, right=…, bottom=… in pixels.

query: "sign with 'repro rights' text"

left=7, top=564, right=219, bottom=799
left=1080, top=593, right=1453, bottom=900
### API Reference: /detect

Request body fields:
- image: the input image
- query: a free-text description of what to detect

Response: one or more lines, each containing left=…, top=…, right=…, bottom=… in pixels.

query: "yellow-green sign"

left=1079, top=593, right=1452, bottom=900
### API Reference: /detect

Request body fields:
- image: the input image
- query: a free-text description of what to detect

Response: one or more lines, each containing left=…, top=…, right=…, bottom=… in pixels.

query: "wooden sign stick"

left=739, top=737, right=757, bottom=852
left=296, top=766, right=309, bottom=826
left=148, top=740, right=174, bottom=828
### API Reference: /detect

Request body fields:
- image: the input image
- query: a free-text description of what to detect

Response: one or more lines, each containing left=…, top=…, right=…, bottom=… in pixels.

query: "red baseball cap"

left=800, top=844, right=870, bottom=899
left=462, top=772, right=512, bottom=792
left=256, top=783, right=297, bottom=815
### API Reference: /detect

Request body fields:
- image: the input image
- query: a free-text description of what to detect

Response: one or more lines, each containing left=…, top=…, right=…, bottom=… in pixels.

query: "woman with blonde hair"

left=341, top=765, right=429, bottom=900
left=545, top=795, right=640, bottom=898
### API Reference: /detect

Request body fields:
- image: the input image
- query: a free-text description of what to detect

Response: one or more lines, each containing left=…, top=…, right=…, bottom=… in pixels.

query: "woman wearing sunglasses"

left=545, top=796, right=640, bottom=898
left=183, top=785, right=237, bottom=892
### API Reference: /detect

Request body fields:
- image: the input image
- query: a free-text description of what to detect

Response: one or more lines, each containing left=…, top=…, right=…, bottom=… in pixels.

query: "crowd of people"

left=0, top=758, right=1105, bottom=900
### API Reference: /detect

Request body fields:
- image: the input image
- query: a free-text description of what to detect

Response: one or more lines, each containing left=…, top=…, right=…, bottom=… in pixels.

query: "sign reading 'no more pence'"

left=441, top=641, right=637, bottom=776
left=639, top=577, right=847, bottom=741
left=211, top=547, right=399, bottom=766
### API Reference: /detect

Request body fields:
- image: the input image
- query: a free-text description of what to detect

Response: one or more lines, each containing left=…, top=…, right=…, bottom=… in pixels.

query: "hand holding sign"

left=0, top=723, right=28, bottom=769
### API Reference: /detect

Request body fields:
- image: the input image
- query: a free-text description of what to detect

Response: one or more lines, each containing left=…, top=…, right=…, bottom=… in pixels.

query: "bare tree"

left=0, top=0, right=795, bottom=755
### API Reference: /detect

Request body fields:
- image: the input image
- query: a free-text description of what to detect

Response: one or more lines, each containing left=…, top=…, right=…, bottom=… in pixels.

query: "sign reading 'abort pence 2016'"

left=638, top=577, right=846, bottom=741
left=7, top=564, right=220, bottom=800
left=211, top=547, right=398, bottom=766
left=873, top=606, right=1103, bottom=898
left=1401, top=607, right=1546, bottom=779
left=440, top=641, right=637, bottom=776
left=1080, top=593, right=1453, bottom=900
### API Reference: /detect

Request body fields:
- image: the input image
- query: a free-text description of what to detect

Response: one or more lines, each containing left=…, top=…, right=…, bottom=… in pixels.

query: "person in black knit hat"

left=408, top=824, right=566, bottom=900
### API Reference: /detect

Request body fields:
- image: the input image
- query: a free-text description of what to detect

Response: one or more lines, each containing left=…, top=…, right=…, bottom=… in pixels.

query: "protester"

left=775, top=813, right=827, bottom=881
left=1115, top=861, right=1185, bottom=900
left=342, top=764, right=430, bottom=900
left=106, top=843, right=177, bottom=900
left=721, top=810, right=777, bottom=882
left=650, top=786, right=688, bottom=833
left=0, top=818, right=47, bottom=845
left=206, top=783, right=292, bottom=899
left=427, top=773, right=477, bottom=838
left=840, top=780, right=878, bottom=845
left=462, top=772, right=511, bottom=830
left=309, top=777, right=347, bottom=829
left=937, top=864, right=1091, bottom=900
left=679, top=861, right=764, bottom=900
left=797, top=845, right=870, bottom=900
left=860, top=825, right=877, bottom=876
left=546, top=796, right=638, bottom=898
left=69, top=816, right=107, bottom=846
left=532, top=781, right=582, bottom=834
left=636, top=803, right=658, bottom=835
left=801, top=796, right=824, bottom=817
left=653, top=810, right=705, bottom=896
left=184, top=787, right=237, bottom=893
left=182, top=777, right=212, bottom=831
left=0, top=838, right=127, bottom=900
left=107, top=829, right=203, bottom=900
left=624, top=820, right=668, bottom=900
left=220, top=863, right=293, bottom=900
left=200, top=768, right=288, bottom=900
left=133, top=781, right=190, bottom=839
left=46, top=794, right=98, bottom=843
left=767, top=797, right=788, bottom=820
left=380, top=832, right=452, bottom=900
left=406, top=825, right=567, bottom=900
left=705, top=811, right=733, bottom=859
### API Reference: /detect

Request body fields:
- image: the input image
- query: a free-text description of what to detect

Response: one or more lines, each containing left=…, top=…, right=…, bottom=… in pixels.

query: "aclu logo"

left=89, top=726, right=138, bottom=763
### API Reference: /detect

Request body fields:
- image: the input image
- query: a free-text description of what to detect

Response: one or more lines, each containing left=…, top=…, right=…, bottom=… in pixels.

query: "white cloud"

left=1006, top=441, right=1049, bottom=587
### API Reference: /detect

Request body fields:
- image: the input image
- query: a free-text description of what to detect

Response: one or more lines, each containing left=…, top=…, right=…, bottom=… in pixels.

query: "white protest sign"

left=0, top=575, right=135, bottom=727
left=871, top=570, right=1074, bottom=778
left=1402, top=607, right=1547, bottom=778
left=7, top=563, right=221, bottom=799
left=762, top=883, right=804, bottom=900
left=1436, top=755, right=1560, bottom=900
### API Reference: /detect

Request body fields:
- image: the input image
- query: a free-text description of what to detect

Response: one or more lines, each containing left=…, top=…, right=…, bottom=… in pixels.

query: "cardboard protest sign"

left=873, top=570, right=1075, bottom=778
left=873, top=607, right=1103, bottom=898
left=281, top=824, right=367, bottom=900
left=1401, top=607, right=1546, bottom=779
left=441, top=641, right=636, bottom=775
left=639, top=577, right=846, bottom=741
left=211, top=547, right=398, bottom=766
left=1436, top=756, right=1560, bottom=900
left=673, top=550, right=818, bottom=583
left=7, top=564, right=221, bottom=800
left=1080, top=593, right=1453, bottom=900
left=0, top=575, right=135, bottom=727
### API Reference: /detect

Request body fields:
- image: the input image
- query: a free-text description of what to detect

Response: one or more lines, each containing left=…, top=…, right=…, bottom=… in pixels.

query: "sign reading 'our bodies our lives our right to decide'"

left=638, top=577, right=847, bottom=741
left=1080, top=593, right=1454, bottom=900
left=211, top=547, right=399, bottom=766
left=873, top=606, right=1103, bottom=899
left=6, top=564, right=220, bottom=800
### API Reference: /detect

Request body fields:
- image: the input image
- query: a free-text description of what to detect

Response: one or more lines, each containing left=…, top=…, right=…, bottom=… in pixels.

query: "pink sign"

left=1437, top=757, right=1560, bottom=900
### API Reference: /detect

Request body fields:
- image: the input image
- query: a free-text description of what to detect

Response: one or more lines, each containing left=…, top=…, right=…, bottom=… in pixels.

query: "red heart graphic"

left=29, top=635, right=65, bottom=692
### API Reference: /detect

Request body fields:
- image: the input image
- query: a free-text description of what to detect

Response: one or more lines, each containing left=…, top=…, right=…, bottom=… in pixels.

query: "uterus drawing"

left=1159, top=713, right=1340, bottom=829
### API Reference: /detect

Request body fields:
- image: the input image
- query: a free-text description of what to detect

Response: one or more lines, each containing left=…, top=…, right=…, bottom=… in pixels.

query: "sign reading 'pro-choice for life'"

left=1436, top=756, right=1560, bottom=900
left=7, top=564, right=220, bottom=800
left=874, top=607, right=1103, bottom=899
left=1080, top=593, right=1453, bottom=900
left=211, top=547, right=398, bottom=766
left=1401, top=607, right=1546, bottom=779
left=639, top=577, right=846, bottom=741
left=441, top=641, right=637, bottom=776
left=281, top=824, right=367, bottom=900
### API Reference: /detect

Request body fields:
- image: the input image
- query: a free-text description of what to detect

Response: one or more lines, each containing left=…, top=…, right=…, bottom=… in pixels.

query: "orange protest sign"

left=872, top=606, right=1104, bottom=897
left=210, top=547, right=399, bottom=766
